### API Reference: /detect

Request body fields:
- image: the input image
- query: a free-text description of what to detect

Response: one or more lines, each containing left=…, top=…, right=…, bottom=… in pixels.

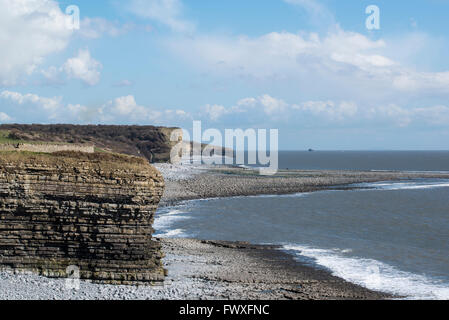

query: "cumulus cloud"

left=110, top=95, right=153, bottom=119
left=201, top=93, right=449, bottom=129
left=204, top=104, right=229, bottom=121
left=107, top=95, right=191, bottom=124
left=0, top=90, right=62, bottom=112
left=41, top=49, right=102, bottom=86
left=128, top=0, right=195, bottom=33
left=0, top=0, right=73, bottom=85
left=0, top=91, right=191, bottom=124
left=259, top=95, right=289, bottom=116
left=62, top=49, right=102, bottom=86
left=204, top=95, right=289, bottom=122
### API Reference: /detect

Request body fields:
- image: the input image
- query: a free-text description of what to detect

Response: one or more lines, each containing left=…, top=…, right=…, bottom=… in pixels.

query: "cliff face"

left=0, top=152, right=165, bottom=284
left=0, top=124, right=181, bottom=163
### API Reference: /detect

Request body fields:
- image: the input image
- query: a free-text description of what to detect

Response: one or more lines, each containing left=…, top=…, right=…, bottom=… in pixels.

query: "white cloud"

left=0, top=90, right=62, bottom=112
left=367, top=104, right=449, bottom=128
left=111, top=95, right=149, bottom=118
left=0, top=91, right=191, bottom=124
left=202, top=93, right=449, bottom=129
left=259, top=94, right=288, bottom=116
left=168, top=28, right=396, bottom=81
left=168, top=26, right=449, bottom=98
left=205, top=104, right=228, bottom=121
left=128, top=0, right=195, bottom=33
left=40, top=65, right=67, bottom=85
left=0, top=0, right=73, bottom=85
left=204, top=95, right=289, bottom=121
left=107, top=95, right=191, bottom=123
left=392, top=70, right=449, bottom=92
left=63, top=49, right=102, bottom=86
left=237, top=97, right=258, bottom=107
left=0, top=112, right=12, bottom=122
left=2, top=89, right=447, bottom=130
left=293, top=100, right=358, bottom=121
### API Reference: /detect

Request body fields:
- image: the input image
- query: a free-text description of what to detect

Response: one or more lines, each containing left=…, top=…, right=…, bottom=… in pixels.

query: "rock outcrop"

left=0, top=151, right=165, bottom=284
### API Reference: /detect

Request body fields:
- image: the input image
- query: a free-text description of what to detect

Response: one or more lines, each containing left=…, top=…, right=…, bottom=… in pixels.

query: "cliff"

left=0, top=151, right=165, bottom=284
left=0, top=124, right=181, bottom=163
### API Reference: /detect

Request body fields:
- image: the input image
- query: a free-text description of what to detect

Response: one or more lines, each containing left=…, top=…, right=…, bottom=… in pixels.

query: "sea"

left=155, top=151, right=449, bottom=300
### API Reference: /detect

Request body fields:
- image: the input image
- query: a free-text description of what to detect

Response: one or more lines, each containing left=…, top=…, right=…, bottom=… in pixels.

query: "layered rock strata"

left=0, top=151, right=165, bottom=284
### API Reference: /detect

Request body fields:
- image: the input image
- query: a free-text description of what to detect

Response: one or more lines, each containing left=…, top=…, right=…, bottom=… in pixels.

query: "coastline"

left=2, top=164, right=448, bottom=299
left=0, top=238, right=390, bottom=300
left=157, top=164, right=449, bottom=206
left=154, top=164, right=449, bottom=300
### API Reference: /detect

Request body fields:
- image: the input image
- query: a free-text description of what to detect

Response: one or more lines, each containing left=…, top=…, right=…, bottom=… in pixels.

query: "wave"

left=159, top=229, right=187, bottom=238
left=359, top=180, right=449, bottom=191
left=153, top=208, right=192, bottom=238
left=284, top=244, right=449, bottom=300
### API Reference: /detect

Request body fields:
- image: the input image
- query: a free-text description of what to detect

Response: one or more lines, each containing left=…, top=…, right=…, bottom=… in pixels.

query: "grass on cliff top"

left=0, top=130, right=70, bottom=145
left=0, top=130, right=26, bottom=144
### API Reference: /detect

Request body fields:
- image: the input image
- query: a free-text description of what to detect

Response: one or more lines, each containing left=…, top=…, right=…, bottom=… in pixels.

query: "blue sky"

left=1, top=0, right=449, bottom=150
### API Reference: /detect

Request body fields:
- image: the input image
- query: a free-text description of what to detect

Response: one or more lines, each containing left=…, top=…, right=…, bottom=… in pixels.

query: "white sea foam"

left=372, top=181, right=449, bottom=191
left=160, top=229, right=186, bottom=238
left=154, top=208, right=191, bottom=237
left=284, top=244, right=449, bottom=300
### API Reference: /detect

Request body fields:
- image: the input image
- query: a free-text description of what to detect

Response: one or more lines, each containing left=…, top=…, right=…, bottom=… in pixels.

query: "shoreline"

left=157, top=165, right=449, bottom=206
left=2, top=165, right=448, bottom=299
left=159, top=238, right=392, bottom=300
left=0, top=238, right=392, bottom=300
left=154, top=164, right=449, bottom=300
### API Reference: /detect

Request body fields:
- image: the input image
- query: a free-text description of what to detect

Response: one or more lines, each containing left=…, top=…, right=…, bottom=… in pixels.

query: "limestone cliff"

left=0, top=151, right=165, bottom=284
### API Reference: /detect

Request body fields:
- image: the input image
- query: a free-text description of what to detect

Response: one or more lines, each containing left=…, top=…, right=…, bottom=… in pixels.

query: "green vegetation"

left=0, top=124, right=178, bottom=163
left=0, top=130, right=26, bottom=144
left=0, top=130, right=81, bottom=146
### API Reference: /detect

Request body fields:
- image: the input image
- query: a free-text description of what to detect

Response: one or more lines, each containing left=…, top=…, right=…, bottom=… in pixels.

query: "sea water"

left=155, top=152, right=449, bottom=299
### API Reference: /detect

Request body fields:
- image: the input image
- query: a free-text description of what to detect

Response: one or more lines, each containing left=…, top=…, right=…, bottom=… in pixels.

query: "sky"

left=1, top=0, right=449, bottom=150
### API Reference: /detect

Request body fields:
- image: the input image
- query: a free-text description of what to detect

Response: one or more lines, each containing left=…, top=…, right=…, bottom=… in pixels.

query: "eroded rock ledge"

left=0, top=151, right=165, bottom=284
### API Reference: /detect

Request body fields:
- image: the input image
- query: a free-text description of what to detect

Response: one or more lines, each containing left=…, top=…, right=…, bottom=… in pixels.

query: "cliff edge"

left=0, top=151, right=165, bottom=284
left=0, top=124, right=181, bottom=163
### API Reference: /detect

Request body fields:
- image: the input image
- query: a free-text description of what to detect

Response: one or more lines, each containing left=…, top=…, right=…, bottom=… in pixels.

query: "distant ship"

left=308, top=148, right=315, bottom=152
